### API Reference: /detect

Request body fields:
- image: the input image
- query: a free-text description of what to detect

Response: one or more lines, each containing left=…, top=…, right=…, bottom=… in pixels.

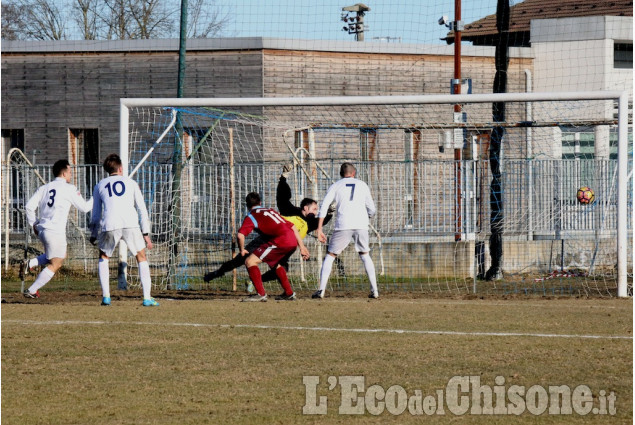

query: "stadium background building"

left=1, top=12, right=632, bottom=164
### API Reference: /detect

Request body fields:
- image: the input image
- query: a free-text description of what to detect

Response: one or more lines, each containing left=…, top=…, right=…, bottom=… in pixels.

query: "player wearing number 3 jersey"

left=22, top=159, right=93, bottom=298
left=314, top=162, right=379, bottom=299
left=90, top=153, right=158, bottom=307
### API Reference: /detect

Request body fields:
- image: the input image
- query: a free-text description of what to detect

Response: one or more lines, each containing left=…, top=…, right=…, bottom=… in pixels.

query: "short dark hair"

left=340, top=162, right=356, bottom=177
left=103, top=154, right=122, bottom=174
left=52, top=159, right=70, bottom=177
left=245, top=192, right=261, bottom=209
left=300, top=198, right=317, bottom=209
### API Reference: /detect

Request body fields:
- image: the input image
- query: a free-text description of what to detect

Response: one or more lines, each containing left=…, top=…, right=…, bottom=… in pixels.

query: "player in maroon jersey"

left=238, top=192, right=310, bottom=302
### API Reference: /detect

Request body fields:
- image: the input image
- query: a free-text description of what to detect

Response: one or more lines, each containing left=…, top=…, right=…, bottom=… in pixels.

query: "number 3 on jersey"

left=345, top=183, right=356, bottom=201
left=47, top=189, right=56, bottom=207
left=105, top=181, right=126, bottom=197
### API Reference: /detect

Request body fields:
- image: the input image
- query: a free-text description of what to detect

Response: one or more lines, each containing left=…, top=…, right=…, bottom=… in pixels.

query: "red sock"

left=275, top=266, right=294, bottom=296
left=247, top=266, right=266, bottom=296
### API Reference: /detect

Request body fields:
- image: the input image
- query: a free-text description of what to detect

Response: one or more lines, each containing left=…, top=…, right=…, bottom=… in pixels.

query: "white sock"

left=28, top=267, right=54, bottom=293
left=360, top=254, right=378, bottom=293
left=318, top=255, right=336, bottom=292
left=99, top=259, right=110, bottom=298
left=138, top=261, right=152, bottom=299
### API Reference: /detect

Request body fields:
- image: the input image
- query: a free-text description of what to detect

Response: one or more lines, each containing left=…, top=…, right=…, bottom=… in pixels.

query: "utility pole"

left=440, top=2, right=465, bottom=241
left=439, top=3, right=465, bottom=241
left=452, top=0, right=463, bottom=242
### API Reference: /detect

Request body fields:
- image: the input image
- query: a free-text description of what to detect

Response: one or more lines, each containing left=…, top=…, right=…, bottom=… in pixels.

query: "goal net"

left=121, top=92, right=631, bottom=296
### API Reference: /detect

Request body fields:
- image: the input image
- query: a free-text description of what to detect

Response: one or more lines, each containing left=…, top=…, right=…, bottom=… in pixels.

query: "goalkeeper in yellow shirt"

left=203, top=164, right=333, bottom=283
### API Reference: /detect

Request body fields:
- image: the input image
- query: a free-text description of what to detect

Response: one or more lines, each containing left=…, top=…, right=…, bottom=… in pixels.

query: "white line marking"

left=3, top=319, right=631, bottom=340
left=318, top=298, right=622, bottom=309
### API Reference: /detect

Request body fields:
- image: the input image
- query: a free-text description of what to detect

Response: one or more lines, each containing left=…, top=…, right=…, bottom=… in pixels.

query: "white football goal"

left=119, top=91, right=631, bottom=297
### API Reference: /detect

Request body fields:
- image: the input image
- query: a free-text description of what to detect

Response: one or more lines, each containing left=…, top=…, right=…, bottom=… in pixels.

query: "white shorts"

left=327, top=229, right=370, bottom=255
left=39, top=230, right=67, bottom=260
left=98, top=228, right=146, bottom=258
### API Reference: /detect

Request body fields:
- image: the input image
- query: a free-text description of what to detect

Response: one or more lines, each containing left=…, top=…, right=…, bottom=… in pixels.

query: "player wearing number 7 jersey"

left=22, top=159, right=93, bottom=298
left=90, top=153, right=158, bottom=307
left=314, top=162, right=379, bottom=299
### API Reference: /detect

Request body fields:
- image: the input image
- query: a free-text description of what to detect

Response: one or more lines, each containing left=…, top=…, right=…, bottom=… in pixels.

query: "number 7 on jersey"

left=345, top=183, right=355, bottom=201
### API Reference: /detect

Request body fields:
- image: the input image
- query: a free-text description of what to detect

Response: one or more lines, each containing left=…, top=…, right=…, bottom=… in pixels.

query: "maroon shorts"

left=252, top=240, right=296, bottom=268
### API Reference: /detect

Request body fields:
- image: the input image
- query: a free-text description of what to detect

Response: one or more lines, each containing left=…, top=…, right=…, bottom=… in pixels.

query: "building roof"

left=446, top=0, right=633, bottom=43
left=0, top=37, right=532, bottom=58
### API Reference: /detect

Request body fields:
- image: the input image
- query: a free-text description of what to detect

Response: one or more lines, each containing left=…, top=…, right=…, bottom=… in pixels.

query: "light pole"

left=341, top=3, right=370, bottom=41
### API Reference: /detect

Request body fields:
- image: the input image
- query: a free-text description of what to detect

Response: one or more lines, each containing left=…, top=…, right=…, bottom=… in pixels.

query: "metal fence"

left=3, top=159, right=628, bottom=237
left=2, top=158, right=630, bottom=294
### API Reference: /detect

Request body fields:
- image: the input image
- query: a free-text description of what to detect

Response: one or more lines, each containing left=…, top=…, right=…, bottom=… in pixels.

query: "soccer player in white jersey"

left=90, top=153, right=158, bottom=307
left=313, top=162, right=379, bottom=299
left=22, top=159, right=93, bottom=298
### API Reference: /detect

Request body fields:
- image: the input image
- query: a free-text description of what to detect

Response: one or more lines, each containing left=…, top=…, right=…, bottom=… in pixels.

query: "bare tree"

left=72, top=0, right=101, bottom=40
left=1, top=2, right=25, bottom=40
left=102, top=0, right=134, bottom=39
left=3, top=0, right=67, bottom=40
left=1, top=0, right=230, bottom=40
left=186, top=0, right=231, bottom=39
left=128, top=0, right=175, bottom=39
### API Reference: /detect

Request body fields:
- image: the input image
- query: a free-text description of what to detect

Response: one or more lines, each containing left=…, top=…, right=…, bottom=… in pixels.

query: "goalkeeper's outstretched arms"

left=276, top=176, right=302, bottom=217
left=276, top=173, right=333, bottom=233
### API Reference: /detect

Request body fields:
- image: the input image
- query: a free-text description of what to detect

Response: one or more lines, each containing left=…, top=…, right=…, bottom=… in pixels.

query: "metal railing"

left=3, top=159, right=627, bottom=239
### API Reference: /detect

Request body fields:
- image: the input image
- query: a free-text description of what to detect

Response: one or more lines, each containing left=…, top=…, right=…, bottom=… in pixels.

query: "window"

left=561, top=128, right=627, bottom=160
left=358, top=128, right=376, bottom=181
left=69, top=128, right=99, bottom=164
left=614, top=43, right=633, bottom=69
left=2, top=129, right=25, bottom=155
left=561, top=130, right=595, bottom=160
left=69, top=128, right=99, bottom=198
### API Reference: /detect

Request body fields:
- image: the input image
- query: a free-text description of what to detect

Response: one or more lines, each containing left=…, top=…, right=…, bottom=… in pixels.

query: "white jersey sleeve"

left=26, top=177, right=92, bottom=233
left=25, top=185, right=47, bottom=227
left=318, top=177, right=375, bottom=230
left=91, top=175, right=150, bottom=233
left=133, top=180, right=151, bottom=234
left=90, top=183, right=103, bottom=237
left=69, top=188, right=93, bottom=214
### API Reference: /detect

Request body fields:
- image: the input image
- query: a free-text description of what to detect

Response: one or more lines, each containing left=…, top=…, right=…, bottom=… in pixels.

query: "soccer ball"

left=576, top=186, right=595, bottom=204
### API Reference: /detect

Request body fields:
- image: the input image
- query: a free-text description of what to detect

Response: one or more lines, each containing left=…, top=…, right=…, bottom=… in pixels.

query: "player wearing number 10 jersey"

left=22, top=159, right=93, bottom=298
left=90, top=153, right=158, bottom=307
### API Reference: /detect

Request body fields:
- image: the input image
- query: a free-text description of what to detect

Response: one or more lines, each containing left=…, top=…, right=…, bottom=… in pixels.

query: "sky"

left=226, top=0, right=499, bottom=44
left=52, top=0, right=501, bottom=44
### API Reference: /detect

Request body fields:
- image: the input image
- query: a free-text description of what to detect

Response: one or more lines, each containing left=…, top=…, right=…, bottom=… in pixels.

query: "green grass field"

left=1, top=285, right=632, bottom=424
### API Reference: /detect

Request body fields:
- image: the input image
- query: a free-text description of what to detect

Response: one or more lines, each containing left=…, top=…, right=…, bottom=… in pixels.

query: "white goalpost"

left=119, top=91, right=631, bottom=297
